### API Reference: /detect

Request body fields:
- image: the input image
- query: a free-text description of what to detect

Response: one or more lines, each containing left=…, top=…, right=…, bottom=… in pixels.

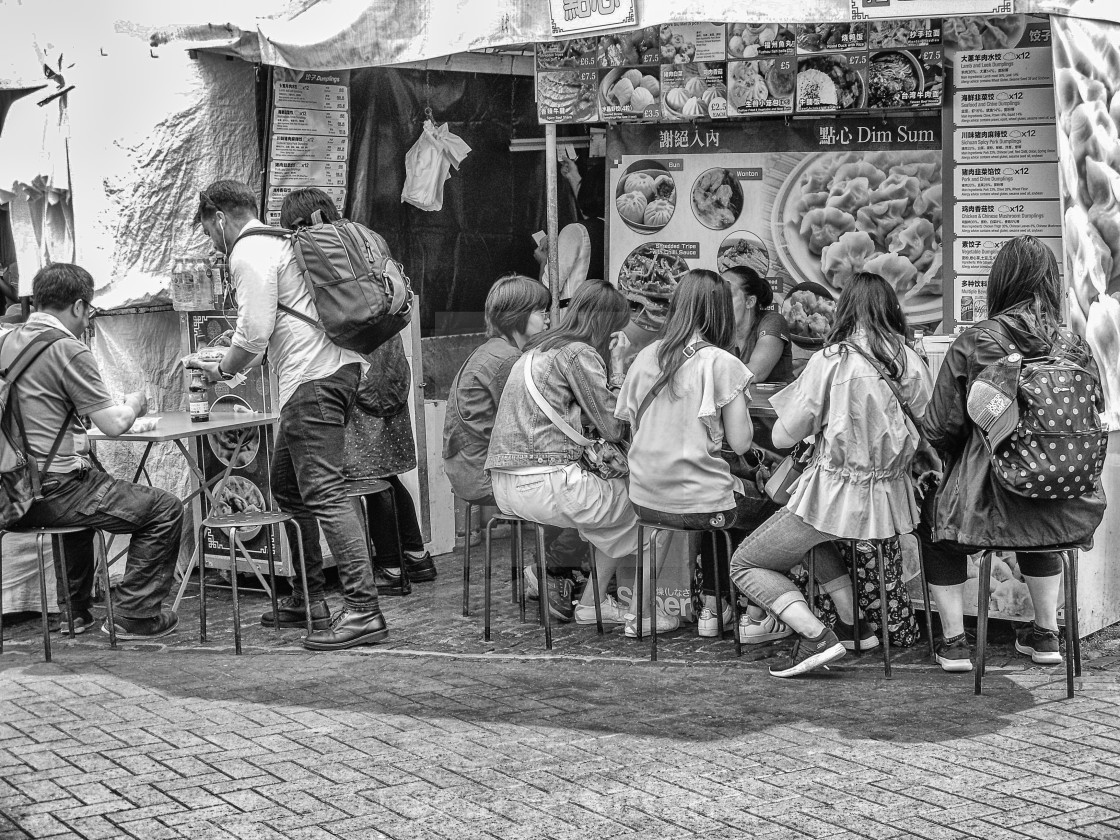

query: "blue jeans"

left=19, top=468, right=182, bottom=619
left=271, top=364, right=380, bottom=611
left=729, top=506, right=850, bottom=617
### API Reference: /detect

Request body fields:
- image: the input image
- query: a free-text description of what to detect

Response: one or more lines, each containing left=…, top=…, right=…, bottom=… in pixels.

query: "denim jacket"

left=485, top=342, right=625, bottom=470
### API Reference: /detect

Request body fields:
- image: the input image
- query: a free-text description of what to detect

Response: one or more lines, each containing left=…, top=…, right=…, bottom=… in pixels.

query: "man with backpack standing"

left=6, top=264, right=181, bottom=639
left=189, top=180, right=389, bottom=651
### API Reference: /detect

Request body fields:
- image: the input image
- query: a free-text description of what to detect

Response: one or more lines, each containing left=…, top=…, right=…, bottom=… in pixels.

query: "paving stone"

left=3, top=542, right=1120, bottom=839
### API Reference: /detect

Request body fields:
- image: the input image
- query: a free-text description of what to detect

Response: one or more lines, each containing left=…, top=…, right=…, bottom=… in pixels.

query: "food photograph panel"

left=608, top=121, right=945, bottom=349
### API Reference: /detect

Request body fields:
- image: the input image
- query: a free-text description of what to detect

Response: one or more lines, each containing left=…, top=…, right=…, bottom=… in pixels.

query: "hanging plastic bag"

left=401, top=119, right=471, bottom=212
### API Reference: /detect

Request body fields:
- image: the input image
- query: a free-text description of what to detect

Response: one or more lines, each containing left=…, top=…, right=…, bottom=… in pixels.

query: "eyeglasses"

left=82, top=300, right=99, bottom=319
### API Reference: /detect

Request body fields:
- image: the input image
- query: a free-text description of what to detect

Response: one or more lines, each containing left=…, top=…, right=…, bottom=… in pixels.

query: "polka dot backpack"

left=988, top=328, right=1108, bottom=500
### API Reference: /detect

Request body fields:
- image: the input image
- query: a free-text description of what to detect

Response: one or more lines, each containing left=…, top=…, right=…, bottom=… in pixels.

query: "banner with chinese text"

left=606, top=115, right=944, bottom=341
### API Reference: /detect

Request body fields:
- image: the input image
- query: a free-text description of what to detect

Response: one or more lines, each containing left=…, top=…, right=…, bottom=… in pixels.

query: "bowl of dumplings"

left=772, top=150, right=944, bottom=325
left=615, top=160, right=677, bottom=234
left=599, top=67, right=661, bottom=117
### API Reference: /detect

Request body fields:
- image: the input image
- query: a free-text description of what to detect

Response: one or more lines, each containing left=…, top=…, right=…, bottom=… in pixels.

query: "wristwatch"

left=217, top=360, right=237, bottom=381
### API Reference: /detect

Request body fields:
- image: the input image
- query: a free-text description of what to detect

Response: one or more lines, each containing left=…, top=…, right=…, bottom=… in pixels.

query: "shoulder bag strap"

left=522, top=351, right=593, bottom=447
left=847, top=342, right=926, bottom=442
left=632, top=340, right=714, bottom=434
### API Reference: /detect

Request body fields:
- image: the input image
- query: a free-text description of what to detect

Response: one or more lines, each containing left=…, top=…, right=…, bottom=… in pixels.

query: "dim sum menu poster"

left=606, top=115, right=943, bottom=341
left=940, top=14, right=1061, bottom=326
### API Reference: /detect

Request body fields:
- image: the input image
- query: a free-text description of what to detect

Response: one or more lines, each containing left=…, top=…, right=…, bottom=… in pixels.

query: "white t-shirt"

left=616, top=340, right=753, bottom=514
left=230, top=219, right=365, bottom=409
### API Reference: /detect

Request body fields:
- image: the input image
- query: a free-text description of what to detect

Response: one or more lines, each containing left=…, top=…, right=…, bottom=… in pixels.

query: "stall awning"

left=181, top=0, right=1120, bottom=71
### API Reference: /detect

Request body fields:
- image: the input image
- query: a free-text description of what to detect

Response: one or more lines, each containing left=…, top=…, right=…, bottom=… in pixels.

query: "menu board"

left=535, top=20, right=944, bottom=124
left=940, top=15, right=1061, bottom=326
left=607, top=115, right=945, bottom=344
left=265, top=69, right=351, bottom=226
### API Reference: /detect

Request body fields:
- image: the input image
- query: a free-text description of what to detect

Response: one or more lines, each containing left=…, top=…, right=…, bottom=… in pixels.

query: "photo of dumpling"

left=773, top=149, right=944, bottom=324
left=207, top=394, right=260, bottom=468
left=211, top=476, right=267, bottom=539
left=691, top=168, right=744, bottom=230
left=615, top=161, right=676, bottom=234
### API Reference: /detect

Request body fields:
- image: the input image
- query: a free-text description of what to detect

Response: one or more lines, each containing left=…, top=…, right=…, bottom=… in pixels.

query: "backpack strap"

left=522, top=351, right=593, bottom=448
left=633, top=340, right=713, bottom=434
left=0, top=329, right=77, bottom=492
left=230, top=226, right=323, bottom=330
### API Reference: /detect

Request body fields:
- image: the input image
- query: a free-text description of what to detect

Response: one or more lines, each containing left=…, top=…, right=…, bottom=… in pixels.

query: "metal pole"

left=544, top=123, right=561, bottom=323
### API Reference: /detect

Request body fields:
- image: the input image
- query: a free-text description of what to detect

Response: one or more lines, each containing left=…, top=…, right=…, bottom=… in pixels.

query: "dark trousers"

left=271, top=364, right=381, bottom=611
left=916, top=523, right=1062, bottom=586
left=18, top=469, right=183, bottom=619
left=363, top=474, right=423, bottom=566
left=543, top=525, right=589, bottom=575
left=635, top=489, right=779, bottom=598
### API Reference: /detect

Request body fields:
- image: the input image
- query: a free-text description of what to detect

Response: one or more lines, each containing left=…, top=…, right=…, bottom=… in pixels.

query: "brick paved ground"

left=3, top=539, right=1120, bottom=839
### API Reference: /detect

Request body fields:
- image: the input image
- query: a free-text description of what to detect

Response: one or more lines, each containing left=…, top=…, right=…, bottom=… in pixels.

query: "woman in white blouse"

left=729, top=272, right=933, bottom=678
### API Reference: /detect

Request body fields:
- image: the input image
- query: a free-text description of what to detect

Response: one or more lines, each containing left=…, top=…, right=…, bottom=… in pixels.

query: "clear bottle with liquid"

left=912, top=328, right=929, bottom=365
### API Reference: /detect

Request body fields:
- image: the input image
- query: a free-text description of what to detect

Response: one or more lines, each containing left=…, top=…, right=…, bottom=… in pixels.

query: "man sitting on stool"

left=8, top=264, right=182, bottom=639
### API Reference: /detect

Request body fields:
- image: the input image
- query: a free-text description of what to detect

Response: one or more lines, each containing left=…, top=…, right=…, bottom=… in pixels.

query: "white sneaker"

left=738, top=612, right=793, bottom=644
left=624, top=611, right=681, bottom=637
left=697, top=603, right=735, bottom=638
left=573, top=596, right=626, bottom=625
left=523, top=565, right=539, bottom=600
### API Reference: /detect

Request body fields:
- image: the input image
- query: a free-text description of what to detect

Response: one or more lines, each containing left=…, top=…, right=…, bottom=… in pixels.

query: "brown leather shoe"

left=301, top=609, right=389, bottom=650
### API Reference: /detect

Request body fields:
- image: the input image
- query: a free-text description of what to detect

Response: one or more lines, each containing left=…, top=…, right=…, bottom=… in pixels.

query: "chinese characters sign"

left=265, top=69, right=351, bottom=226
left=549, top=0, right=635, bottom=37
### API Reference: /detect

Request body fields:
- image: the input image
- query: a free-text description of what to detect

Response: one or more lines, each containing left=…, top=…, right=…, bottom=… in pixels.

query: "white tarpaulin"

left=176, top=0, right=1120, bottom=71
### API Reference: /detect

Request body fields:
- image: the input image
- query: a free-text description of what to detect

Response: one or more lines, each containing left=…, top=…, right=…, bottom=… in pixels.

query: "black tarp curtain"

left=345, top=67, right=581, bottom=336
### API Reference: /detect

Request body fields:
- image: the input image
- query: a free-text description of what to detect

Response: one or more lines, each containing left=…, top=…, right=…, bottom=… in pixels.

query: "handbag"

left=522, top=350, right=629, bottom=480
left=764, top=438, right=814, bottom=505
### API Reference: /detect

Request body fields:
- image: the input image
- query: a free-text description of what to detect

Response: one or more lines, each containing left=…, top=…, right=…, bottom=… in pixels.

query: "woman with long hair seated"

left=615, top=270, right=756, bottom=638
left=729, top=272, right=933, bottom=678
left=919, top=235, right=1106, bottom=672
left=485, top=279, right=645, bottom=629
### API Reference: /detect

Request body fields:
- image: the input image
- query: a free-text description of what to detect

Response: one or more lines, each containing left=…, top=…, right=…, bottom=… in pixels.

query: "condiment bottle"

left=189, top=369, right=210, bottom=422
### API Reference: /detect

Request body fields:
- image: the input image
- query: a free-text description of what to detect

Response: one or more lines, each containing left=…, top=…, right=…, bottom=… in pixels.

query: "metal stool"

left=973, top=547, right=1080, bottom=699
left=806, top=537, right=935, bottom=679
left=498, top=516, right=602, bottom=649
left=459, top=499, right=519, bottom=618
left=460, top=500, right=604, bottom=647
left=0, top=526, right=116, bottom=661
left=634, top=520, right=738, bottom=662
left=345, top=479, right=405, bottom=592
left=198, top=511, right=311, bottom=654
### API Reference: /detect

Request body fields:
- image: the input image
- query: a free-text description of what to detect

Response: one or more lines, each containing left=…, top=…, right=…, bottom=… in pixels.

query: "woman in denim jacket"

left=486, top=279, right=637, bottom=628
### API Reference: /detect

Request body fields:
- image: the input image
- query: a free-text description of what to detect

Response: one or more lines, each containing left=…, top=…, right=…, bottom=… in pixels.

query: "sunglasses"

left=82, top=300, right=99, bottom=319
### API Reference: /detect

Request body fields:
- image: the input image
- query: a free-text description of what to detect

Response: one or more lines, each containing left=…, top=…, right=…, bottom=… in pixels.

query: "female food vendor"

left=722, top=266, right=794, bottom=385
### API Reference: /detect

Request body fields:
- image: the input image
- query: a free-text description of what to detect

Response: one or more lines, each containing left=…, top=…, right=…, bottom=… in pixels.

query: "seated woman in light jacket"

left=729, top=272, right=933, bottom=678
left=486, top=279, right=641, bottom=629
left=443, top=274, right=551, bottom=504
